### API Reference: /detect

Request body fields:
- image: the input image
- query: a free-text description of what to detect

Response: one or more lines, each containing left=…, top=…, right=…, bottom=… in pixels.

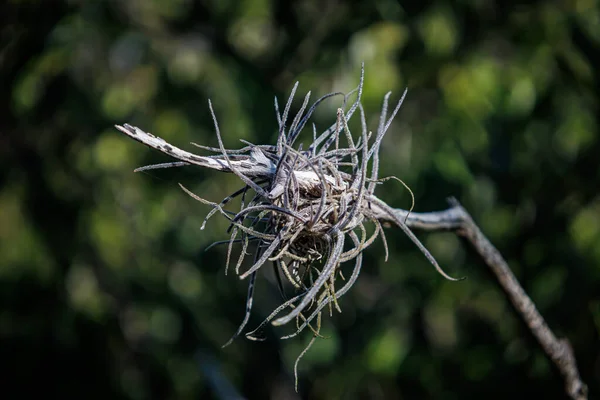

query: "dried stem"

left=377, top=199, right=588, bottom=400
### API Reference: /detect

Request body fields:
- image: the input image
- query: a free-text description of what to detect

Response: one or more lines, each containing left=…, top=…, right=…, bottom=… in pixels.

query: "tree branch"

left=379, top=198, right=588, bottom=400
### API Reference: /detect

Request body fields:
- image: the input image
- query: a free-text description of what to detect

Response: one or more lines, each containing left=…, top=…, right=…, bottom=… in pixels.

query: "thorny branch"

left=115, top=65, right=587, bottom=399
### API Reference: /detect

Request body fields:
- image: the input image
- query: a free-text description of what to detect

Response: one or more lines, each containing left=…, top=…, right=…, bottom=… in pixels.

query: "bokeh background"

left=2, top=1, right=599, bottom=399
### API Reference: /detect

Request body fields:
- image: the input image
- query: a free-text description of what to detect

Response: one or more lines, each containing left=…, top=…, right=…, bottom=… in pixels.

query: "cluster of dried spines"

left=117, top=65, right=462, bottom=390
left=123, top=65, right=459, bottom=350
left=175, top=66, right=460, bottom=351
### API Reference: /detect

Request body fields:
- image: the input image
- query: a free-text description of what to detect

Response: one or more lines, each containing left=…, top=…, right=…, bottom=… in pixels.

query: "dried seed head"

left=116, top=64, right=462, bottom=388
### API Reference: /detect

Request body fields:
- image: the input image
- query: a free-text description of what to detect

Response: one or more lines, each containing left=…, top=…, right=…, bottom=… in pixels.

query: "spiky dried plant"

left=116, top=64, right=462, bottom=387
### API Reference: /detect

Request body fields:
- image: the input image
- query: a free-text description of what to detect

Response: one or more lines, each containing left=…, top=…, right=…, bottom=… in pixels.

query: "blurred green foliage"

left=1, top=0, right=599, bottom=399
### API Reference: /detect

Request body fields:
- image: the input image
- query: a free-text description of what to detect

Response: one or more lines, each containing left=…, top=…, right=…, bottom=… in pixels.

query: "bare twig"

left=374, top=199, right=588, bottom=400
left=116, top=66, right=587, bottom=398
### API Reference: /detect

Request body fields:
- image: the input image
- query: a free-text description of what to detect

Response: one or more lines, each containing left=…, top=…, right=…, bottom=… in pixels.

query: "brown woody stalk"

left=381, top=201, right=588, bottom=400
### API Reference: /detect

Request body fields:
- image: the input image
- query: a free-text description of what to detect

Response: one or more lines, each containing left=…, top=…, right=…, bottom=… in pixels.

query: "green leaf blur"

left=2, top=1, right=598, bottom=399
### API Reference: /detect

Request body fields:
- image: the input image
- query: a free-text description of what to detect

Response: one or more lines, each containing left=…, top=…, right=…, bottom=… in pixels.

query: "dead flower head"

left=116, top=64, right=461, bottom=384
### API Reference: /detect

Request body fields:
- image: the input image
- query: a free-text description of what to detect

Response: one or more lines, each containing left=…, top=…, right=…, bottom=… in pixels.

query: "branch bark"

left=383, top=198, right=588, bottom=400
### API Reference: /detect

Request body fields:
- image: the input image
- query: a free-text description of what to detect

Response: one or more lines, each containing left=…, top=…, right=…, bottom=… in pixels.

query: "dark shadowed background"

left=1, top=1, right=599, bottom=399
